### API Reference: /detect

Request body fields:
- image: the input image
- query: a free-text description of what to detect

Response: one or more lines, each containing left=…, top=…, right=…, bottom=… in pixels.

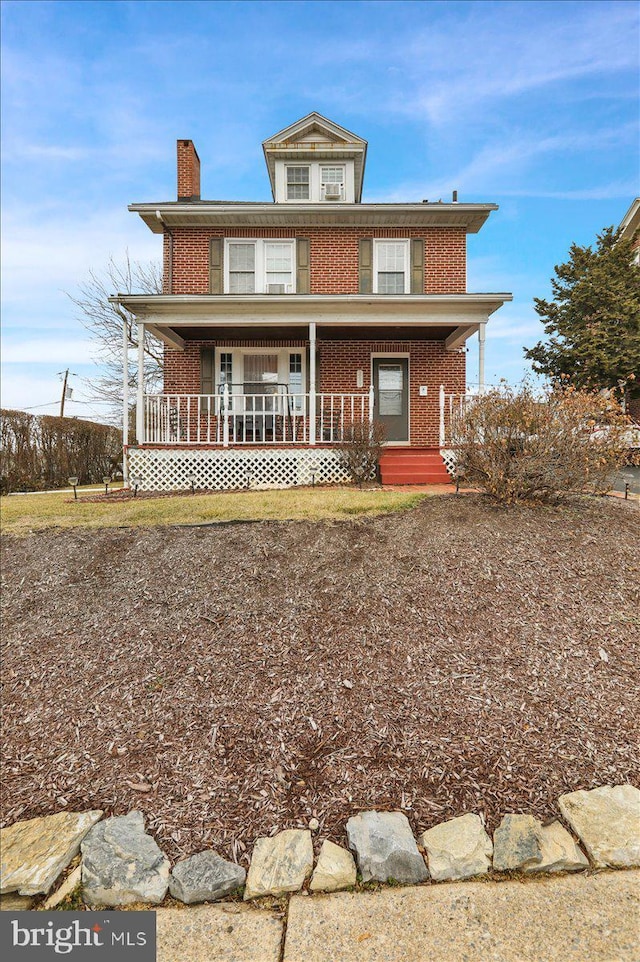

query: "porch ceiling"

left=154, top=323, right=460, bottom=343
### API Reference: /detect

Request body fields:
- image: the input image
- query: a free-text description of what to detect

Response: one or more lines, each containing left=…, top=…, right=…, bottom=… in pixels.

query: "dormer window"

left=279, top=161, right=353, bottom=203
left=286, top=166, right=310, bottom=200
left=321, top=166, right=345, bottom=201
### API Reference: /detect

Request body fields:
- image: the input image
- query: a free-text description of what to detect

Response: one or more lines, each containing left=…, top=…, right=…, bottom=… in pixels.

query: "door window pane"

left=378, top=364, right=403, bottom=415
left=244, top=354, right=279, bottom=412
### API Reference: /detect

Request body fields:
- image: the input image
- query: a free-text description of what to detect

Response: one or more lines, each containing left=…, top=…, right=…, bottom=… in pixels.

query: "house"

left=114, top=113, right=512, bottom=490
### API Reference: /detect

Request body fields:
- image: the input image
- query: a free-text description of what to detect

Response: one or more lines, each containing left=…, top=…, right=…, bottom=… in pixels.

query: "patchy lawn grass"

left=0, top=486, right=430, bottom=534
left=2, top=493, right=638, bottom=867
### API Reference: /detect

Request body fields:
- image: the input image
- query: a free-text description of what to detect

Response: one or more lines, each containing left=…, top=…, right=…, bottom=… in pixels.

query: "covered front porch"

left=115, top=292, right=510, bottom=487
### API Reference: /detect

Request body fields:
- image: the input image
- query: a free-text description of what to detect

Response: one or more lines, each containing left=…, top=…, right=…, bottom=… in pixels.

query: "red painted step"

left=379, top=447, right=452, bottom=485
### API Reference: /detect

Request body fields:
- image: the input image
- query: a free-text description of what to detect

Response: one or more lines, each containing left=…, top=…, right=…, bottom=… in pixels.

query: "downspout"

left=156, top=210, right=174, bottom=294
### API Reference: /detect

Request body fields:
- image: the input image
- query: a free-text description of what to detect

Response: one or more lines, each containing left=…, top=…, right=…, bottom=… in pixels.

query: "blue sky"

left=2, top=0, right=638, bottom=420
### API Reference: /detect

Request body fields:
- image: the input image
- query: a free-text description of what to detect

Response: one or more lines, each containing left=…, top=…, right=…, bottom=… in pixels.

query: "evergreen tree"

left=524, top=227, right=640, bottom=404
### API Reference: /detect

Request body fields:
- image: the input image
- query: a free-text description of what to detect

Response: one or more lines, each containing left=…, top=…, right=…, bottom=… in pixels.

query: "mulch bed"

left=2, top=494, right=639, bottom=866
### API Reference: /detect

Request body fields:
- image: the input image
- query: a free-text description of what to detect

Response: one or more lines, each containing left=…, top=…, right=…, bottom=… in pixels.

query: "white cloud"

left=397, top=3, right=639, bottom=126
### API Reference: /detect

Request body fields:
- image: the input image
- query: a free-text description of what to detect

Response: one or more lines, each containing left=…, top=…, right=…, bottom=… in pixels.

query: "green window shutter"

left=296, top=238, right=310, bottom=294
left=411, top=239, right=425, bottom=294
left=359, top=238, right=373, bottom=294
left=209, top=238, right=223, bottom=294
left=201, top=348, right=215, bottom=395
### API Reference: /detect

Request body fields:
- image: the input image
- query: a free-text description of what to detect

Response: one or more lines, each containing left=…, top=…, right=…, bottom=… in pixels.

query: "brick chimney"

left=177, top=140, right=200, bottom=201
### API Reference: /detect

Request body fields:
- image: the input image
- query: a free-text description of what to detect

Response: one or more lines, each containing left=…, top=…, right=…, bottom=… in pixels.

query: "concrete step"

left=380, top=449, right=451, bottom=485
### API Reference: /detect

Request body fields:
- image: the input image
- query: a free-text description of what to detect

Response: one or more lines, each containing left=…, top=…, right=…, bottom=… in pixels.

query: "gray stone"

left=81, top=811, right=170, bottom=906
left=169, top=851, right=246, bottom=904
left=421, top=813, right=493, bottom=881
left=493, top=814, right=542, bottom=871
left=0, top=810, right=103, bottom=895
left=310, top=840, right=357, bottom=893
left=244, top=829, right=313, bottom=900
left=558, top=784, right=640, bottom=868
left=346, top=811, right=428, bottom=884
left=524, top=821, right=589, bottom=874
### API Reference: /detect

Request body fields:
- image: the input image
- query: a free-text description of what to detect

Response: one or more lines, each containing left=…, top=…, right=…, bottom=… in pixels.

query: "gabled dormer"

left=262, top=112, right=367, bottom=204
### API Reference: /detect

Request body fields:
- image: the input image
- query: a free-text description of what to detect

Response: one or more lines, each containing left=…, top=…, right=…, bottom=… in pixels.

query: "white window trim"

left=216, top=347, right=306, bottom=399
left=224, top=238, right=296, bottom=294
left=372, top=239, right=410, bottom=295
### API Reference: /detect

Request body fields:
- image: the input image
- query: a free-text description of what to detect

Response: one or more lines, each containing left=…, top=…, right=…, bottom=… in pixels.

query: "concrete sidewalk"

left=156, top=869, right=639, bottom=962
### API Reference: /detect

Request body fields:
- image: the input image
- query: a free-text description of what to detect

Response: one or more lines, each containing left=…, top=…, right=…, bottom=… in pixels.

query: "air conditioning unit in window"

left=267, top=283, right=286, bottom=294
left=323, top=183, right=342, bottom=200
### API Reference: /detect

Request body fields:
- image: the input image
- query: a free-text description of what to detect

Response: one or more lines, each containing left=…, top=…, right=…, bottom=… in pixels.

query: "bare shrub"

left=337, top=420, right=386, bottom=487
left=0, top=410, right=122, bottom=493
left=450, top=382, right=629, bottom=504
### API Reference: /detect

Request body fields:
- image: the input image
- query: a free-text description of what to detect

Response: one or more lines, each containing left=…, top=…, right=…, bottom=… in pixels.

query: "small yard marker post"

left=68, top=476, right=79, bottom=500
left=625, top=482, right=629, bottom=500
left=102, top=476, right=111, bottom=496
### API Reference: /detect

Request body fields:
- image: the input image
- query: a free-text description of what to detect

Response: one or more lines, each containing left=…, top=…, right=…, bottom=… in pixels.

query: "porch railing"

left=439, top=385, right=477, bottom=447
left=142, top=386, right=374, bottom=446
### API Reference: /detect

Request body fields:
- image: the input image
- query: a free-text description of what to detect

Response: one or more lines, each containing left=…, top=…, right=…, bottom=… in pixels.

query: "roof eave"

left=130, top=202, right=498, bottom=234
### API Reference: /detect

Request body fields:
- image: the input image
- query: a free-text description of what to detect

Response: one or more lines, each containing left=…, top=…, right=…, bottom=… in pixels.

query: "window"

left=219, top=352, right=233, bottom=388
left=265, top=243, right=293, bottom=292
left=289, top=353, right=303, bottom=411
left=321, top=166, right=345, bottom=200
left=286, top=166, right=310, bottom=200
left=216, top=349, right=306, bottom=397
left=225, top=240, right=295, bottom=293
left=228, top=244, right=255, bottom=294
left=374, top=241, right=409, bottom=294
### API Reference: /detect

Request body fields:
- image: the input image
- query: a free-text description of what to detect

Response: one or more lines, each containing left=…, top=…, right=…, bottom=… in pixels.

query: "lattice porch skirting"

left=441, top=449, right=457, bottom=478
left=128, top=447, right=352, bottom=492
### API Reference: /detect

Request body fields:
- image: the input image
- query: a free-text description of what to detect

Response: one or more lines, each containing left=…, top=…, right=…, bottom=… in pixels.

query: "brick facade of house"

left=164, top=336, right=465, bottom=447
left=163, top=226, right=466, bottom=296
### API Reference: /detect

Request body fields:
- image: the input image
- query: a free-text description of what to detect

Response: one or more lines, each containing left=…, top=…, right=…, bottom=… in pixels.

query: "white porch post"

left=368, top=383, right=375, bottom=423
left=222, top=383, right=230, bottom=448
left=122, top=319, right=129, bottom=484
left=309, top=321, right=317, bottom=446
left=136, top=321, right=145, bottom=445
left=439, top=384, right=446, bottom=448
left=478, top=322, right=486, bottom=393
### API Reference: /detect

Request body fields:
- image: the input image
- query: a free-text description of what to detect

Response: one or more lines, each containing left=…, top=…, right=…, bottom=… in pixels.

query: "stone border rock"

left=0, top=783, right=637, bottom=909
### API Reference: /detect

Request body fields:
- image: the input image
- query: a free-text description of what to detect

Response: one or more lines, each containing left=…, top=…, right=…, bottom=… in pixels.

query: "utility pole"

left=58, top=370, right=75, bottom=417
left=59, top=369, right=69, bottom=417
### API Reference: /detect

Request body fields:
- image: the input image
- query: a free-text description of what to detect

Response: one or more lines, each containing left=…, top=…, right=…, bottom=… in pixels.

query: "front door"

left=373, top=358, right=409, bottom=442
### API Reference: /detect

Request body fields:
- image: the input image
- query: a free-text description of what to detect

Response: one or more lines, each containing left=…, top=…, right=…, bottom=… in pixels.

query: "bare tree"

left=68, top=253, right=164, bottom=416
